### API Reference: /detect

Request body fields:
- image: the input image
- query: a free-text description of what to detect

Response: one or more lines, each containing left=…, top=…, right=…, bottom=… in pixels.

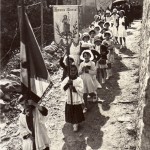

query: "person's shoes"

left=102, top=78, right=105, bottom=84
left=123, top=45, right=127, bottom=49
left=123, top=42, right=126, bottom=47
left=83, top=107, right=88, bottom=113
left=73, top=124, right=78, bottom=132
left=106, top=76, right=110, bottom=80
left=97, top=97, right=105, bottom=103
left=109, top=70, right=112, bottom=77
left=120, top=45, right=123, bottom=49
left=97, top=84, right=102, bottom=89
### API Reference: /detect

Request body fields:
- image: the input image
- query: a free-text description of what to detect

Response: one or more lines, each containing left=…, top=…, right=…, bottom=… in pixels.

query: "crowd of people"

left=17, top=4, right=138, bottom=150
left=60, top=6, right=134, bottom=132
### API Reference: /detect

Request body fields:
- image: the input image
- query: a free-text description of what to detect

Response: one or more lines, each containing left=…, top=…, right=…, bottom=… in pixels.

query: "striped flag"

left=18, top=5, right=52, bottom=102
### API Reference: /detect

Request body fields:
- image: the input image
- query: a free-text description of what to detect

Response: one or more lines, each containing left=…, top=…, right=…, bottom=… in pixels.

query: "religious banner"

left=53, top=5, right=79, bottom=46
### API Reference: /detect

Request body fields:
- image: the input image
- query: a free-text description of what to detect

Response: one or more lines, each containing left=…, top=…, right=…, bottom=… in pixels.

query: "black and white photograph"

left=1, top=0, right=149, bottom=150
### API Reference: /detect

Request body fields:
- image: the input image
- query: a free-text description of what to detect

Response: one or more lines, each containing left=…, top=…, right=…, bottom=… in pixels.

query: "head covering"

left=89, top=24, right=95, bottom=30
left=106, top=10, right=111, bottom=14
left=104, top=31, right=112, bottom=38
left=103, top=22, right=111, bottom=28
left=63, top=55, right=75, bottom=66
left=80, top=49, right=94, bottom=61
left=94, top=15, right=99, bottom=20
left=94, top=35, right=103, bottom=43
left=98, top=20, right=104, bottom=25
left=79, top=33, right=82, bottom=38
left=89, top=29, right=96, bottom=35
left=0, top=99, right=5, bottom=105
left=18, top=94, right=28, bottom=103
left=94, top=25, right=102, bottom=32
left=113, top=8, right=117, bottom=13
left=82, top=32, right=90, bottom=40
left=119, top=10, right=125, bottom=15
left=0, top=89, right=4, bottom=98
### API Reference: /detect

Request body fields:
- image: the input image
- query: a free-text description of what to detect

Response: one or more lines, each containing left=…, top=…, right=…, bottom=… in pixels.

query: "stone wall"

left=138, top=0, right=150, bottom=149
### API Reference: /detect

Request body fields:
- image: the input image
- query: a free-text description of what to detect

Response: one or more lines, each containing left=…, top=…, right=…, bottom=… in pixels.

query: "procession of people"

left=60, top=6, right=134, bottom=132
left=18, top=1, right=139, bottom=149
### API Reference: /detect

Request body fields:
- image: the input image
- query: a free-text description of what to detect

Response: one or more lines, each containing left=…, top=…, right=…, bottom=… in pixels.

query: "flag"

left=18, top=5, right=52, bottom=102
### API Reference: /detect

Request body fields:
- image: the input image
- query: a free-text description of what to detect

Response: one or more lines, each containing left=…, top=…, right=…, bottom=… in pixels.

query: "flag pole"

left=20, top=0, right=31, bottom=98
left=41, top=0, right=44, bottom=51
left=66, top=35, right=73, bottom=105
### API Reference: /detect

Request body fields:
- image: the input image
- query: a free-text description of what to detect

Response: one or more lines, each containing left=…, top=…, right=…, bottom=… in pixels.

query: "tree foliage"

left=1, top=0, right=54, bottom=66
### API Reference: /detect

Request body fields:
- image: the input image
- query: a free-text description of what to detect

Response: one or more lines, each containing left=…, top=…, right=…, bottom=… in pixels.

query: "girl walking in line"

left=94, top=25, right=102, bottom=37
left=92, top=15, right=100, bottom=27
left=70, top=42, right=81, bottom=69
left=94, top=35, right=103, bottom=54
left=118, top=10, right=128, bottom=49
left=110, top=8, right=119, bottom=44
left=61, top=65, right=85, bottom=132
left=59, top=55, right=75, bottom=81
left=98, top=20, right=104, bottom=31
left=98, top=45, right=109, bottom=84
left=89, top=29, right=96, bottom=45
left=102, top=31, right=115, bottom=79
left=79, top=50, right=97, bottom=112
left=80, top=32, right=92, bottom=54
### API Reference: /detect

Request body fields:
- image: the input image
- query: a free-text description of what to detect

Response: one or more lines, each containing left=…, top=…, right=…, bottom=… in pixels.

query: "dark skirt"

left=65, top=103, right=85, bottom=124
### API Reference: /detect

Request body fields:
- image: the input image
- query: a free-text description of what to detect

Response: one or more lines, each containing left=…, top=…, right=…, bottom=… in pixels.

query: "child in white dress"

left=102, top=31, right=115, bottom=79
left=110, top=8, right=119, bottom=44
left=70, top=42, right=81, bottom=68
left=97, top=45, right=109, bottom=84
left=89, top=29, right=96, bottom=45
left=79, top=50, right=97, bottom=112
left=80, top=32, right=92, bottom=54
left=118, top=10, right=127, bottom=49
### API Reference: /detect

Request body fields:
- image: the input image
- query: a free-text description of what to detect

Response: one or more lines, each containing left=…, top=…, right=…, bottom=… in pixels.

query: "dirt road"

left=43, top=20, right=141, bottom=150
left=1, top=20, right=141, bottom=150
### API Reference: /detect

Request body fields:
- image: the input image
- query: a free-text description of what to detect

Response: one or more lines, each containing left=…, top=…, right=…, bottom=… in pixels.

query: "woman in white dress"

left=118, top=10, right=128, bottom=49
left=79, top=50, right=97, bottom=112
left=70, top=42, right=81, bottom=68
left=110, top=8, right=119, bottom=44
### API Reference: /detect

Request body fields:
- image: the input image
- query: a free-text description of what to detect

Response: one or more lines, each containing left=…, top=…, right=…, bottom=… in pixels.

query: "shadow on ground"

left=127, top=31, right=133, bottom=36
left=97, top=49, right=128, bottom=111
left=128, top=27, right=137, bottom=30
left=120, top=47, right=136, bottom=56
left=61, top=46, right=130, bottom=150
left=62, top=103, right=109, bottom=150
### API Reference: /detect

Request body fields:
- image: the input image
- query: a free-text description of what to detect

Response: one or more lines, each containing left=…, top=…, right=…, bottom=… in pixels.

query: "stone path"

left=0, top=20, right=141, bottom=150
left=46, top=20, right=141, bottom=150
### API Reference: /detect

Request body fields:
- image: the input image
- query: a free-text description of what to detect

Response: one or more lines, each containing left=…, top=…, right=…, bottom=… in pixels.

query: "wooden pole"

left=41, top=0, right=44, bottom=51
left=20, top=0, right=31, bottom=96
left=66, top=35, right=73, bottom=105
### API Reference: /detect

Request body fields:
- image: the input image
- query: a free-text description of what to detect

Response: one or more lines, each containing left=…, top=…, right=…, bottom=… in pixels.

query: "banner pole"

left=20, top=0, right=31, bottom=97
left=41, top=0, right=44, bottom=51
left=66, top=35, right=73, bottom=105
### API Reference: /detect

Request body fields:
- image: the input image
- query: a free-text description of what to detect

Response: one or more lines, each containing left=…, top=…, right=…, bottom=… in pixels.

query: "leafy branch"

left=55, top=23, right=63, bottom=38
